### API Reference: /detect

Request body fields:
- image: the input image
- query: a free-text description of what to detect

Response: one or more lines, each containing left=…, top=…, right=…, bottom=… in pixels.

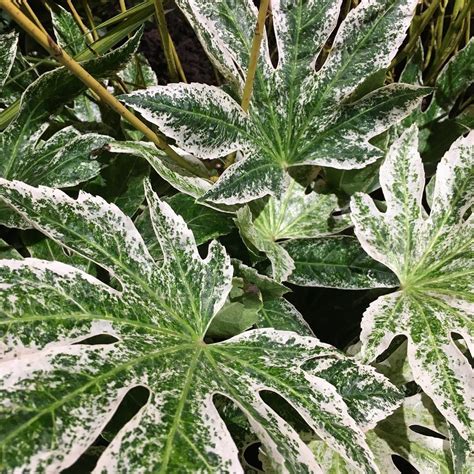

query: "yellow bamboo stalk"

left=21, top=0, right=47, bottom=35
left=241, top=0, right=270, bottom=112
left=226, top=0, right=270, bottom=168
left=81, top=0, right=99, bottom=41
left=0, top=0, right=208, bottom=178
left=66, top=0, right=93, bottom=43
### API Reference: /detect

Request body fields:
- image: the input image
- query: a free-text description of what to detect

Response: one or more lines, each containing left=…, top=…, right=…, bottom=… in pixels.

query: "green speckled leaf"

left=311, top=394, right=454, bottom=473
left=0, top=30, right=142, bottom=227
left=122, top=0, right=428, bottom=204
left=351, top=125, right=473, bottom=441
left=284, top=236, right=398, bottom=289
left=236, top=178, right=348, bottom=281
left=0, top=31, right=18, bottom=92
left=0, top=178, right=387, bottom=472
left=51, top=5, right=87, bottom=56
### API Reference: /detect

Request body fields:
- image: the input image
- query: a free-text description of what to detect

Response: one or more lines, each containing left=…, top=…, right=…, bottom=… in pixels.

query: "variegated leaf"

left=51, top=4, right=88, bottom=56
left=108, top=140, right=238, bottom=214
left=311, top=394, right=455, bottom=473
left=122, top=0, right=429, bottom=204
left=283, top=236, right=398, bottom=289
left=0, top=32, right=142, bottom=228
left=0, top=31, right=18, bottom=92
left=0, top=178, right=387, bottom=473
left=235, top=177, right=349, bottom=281
left=351, top=125, right=474, bottom=441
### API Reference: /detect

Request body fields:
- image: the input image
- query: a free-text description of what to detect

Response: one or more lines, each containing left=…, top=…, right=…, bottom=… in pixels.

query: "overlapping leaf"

left=0, top=30, right=143, bottom=227
left=121, top=0, right=429, bottom=204
left=236, top=177, right=349, bottom=281
left=0, top=178, right=400, bottom=473
left=311, top=394, right=455, bottom=473
left=399, top=38, right=474, bottom=166
left=351, top=125, right=473, bottom=441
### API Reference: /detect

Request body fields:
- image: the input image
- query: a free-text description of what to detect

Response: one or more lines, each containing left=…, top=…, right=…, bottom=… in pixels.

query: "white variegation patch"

left=0, top=178, right=400, bottom=472
left=121, top=0, right=429, bottom=204
left=351, top=125, right=474, bottom=440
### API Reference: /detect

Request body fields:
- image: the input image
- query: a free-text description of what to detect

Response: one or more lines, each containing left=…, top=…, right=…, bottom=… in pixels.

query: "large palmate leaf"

left=350, top=125, right=473, bottom=441
left=218, top=298, right=402, bottom=471
left=121, top=0, right=429, bottom=204
left=0, top=179, right=399, bottom=472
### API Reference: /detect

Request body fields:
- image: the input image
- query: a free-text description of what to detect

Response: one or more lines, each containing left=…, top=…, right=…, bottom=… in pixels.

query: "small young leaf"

left=236, top=177, right=348, bottom=281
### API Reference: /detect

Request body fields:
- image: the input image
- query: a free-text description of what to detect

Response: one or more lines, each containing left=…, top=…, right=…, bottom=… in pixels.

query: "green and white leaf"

left=51, top=4, right=88, bottom=56
left=236, top=177, right=349, bottom=281
left=311, top=394, right=455, bottom=473
left=0, top=31, right=18, bottom=92
left=108, top=140, right=238, bottom=214
left=0, top=30, right=142, bottom=228
left=283, top=236, right=398, bottom=289
left=122, top=0, right=429, bottom=204
left=0, top=178, right=388, bottom=473
left=258, top=298, right=313, bottom=336
left=351, top=125, right=474, bottom=441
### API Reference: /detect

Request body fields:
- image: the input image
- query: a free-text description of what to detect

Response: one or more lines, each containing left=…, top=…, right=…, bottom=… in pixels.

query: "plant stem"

left=241, top=0, right=270, bottom=112
left=81, top=0, right=99, bottom=41
left=392, top=0, right=441, bottom=67
left=225, top=0, right=270, bottom=169
left=66, top=0, right=93, bottom=43
left=153, top=0, right=179, bottom=82
left=119, top=0, right=127, bottom=13
left=21, top=0, right=47, bottom=35
left=0, top=0, right=209, bottom=178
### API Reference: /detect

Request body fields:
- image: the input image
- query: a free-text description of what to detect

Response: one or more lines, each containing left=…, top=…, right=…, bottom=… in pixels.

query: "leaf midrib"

left=0, top=343, right=194, bottom=446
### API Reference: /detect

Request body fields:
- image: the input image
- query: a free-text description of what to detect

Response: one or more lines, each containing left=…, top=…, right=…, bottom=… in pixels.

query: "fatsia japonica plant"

left=0, top=0, right=472, bottom=472
left=0, top=178, right=402, bottom=472
left=120, top=0, right=431, bottom=205
left=351, top=125, right=473, bottom=445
